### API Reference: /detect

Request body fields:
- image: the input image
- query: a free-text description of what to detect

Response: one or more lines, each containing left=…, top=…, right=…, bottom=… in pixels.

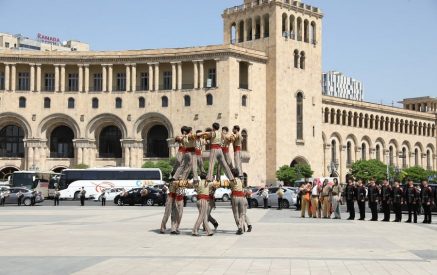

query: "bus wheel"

left=23, top=198, right=32, bottom=206
left=74, top=191, right=80, bottom=200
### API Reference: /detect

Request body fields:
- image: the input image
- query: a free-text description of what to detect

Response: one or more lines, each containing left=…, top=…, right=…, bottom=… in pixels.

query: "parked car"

left=3, top=187, right=44, bottom=206
left=114, top=187, right=164, bottom=206
left=251, top=187, right=296, bottom=209
left=93, top=188, right=125, bottom=202
left=184, top=188, right=198, bottom=202
left=214, top=188, right=232, bottom=202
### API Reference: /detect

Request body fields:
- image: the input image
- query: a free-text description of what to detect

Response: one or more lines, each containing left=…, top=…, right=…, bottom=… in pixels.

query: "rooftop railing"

left=224, top=0, right=320, bottom=16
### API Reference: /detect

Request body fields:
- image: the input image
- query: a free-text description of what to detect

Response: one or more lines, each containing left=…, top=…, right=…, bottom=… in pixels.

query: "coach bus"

left=58, top=167, right=163, bottom=200
left=9, top=171, right=61, bottom=198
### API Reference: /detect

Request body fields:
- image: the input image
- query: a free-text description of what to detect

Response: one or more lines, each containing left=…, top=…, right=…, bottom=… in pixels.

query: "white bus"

left=58, top=167, right=163, bottom=200
left=9, top=171, right=60, bottom=198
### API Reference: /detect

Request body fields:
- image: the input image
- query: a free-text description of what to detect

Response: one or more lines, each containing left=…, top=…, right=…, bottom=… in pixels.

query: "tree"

left=72, top=163, right=89, bottom=169
left=276, top=165, right=297, bottom=185
left=402, top=166, right=431, bottom=183
left=292, top=163, right=313, bottom=179
left=350, top=159, right=387, bottom=182
left=142, top=159, right=174, bottom=182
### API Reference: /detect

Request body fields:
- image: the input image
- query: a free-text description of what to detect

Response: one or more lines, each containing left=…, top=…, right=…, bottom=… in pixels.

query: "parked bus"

left=58, top=167, right=163, bottom=200
left=9, top=171, right=60, bottom=198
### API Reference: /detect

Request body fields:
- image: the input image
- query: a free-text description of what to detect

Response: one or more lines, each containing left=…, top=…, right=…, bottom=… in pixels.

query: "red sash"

left=232, top=191, right=245, bottom=197
left=211, top=144, right=221, bottom=150
left=222, top=147, right=229, bottom=153
left=233, top=146, right=241, bottom=152
left=198, top=194, right=210, bottom=201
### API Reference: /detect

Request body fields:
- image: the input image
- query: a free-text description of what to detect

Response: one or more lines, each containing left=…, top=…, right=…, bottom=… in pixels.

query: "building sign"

left=37, top=33, right=61, bottom=45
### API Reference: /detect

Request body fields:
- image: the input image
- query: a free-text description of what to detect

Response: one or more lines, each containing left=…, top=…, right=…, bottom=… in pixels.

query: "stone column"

left=339, top=145, right=346, bottom=182
left=77, top=147, right=83, bottom=165
left=107, top=65, right=113, bottom=92
left=54, top=65, right=60, bottom=92
left=124, top=146, right=130, bottom=167
left=10, top=63, right=16, bottom=92
left=199, top=61, right=204, bottom=89
left=36, top=64, right=41, bottom=92
left=27, top=147, right=34, bottom=170
left=177, top=62, right=182, bottom=90
left=154, top=63, right=159, bottom=91
left=29, top=64, right=35, bottom=92
left=252, top=20, right=256, bottom=40
left=60, top=64, right=65, bottom=92
left=84, top=64, right=90, bottom=92
left=171, top=62, right=177, bottom=90
left=102, top=65, right=107, bottom=92
left=148, top=64, right=154, bottom=91
left=4, top=64, right=10, bottom=91
left=131, top=64, right=136, bottom=92
left=193, top=61, right=198, bottom=89
left=78, top=65, right=83, bottom=92
left=126, top=64, right=131, bottom=92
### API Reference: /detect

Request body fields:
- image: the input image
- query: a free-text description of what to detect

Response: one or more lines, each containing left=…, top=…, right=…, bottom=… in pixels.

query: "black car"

left=114, top=187, right=164, bottom=206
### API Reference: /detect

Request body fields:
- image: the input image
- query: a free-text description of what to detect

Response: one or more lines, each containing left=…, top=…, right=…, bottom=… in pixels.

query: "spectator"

left=261, top=187, right=269, bottom=209
left=311, top=180, right=321, bottom=218
left=101, top=189, right=107, bottom=206
left=54, top=189, right=60, bottom=206
left=331, top=178, right=342, bottom=219
left=300, top=182, right=311, bottom=218
left=320, top=179, right=332, bottom=218
left=80, top=187, right=86, bottom=206
left=276, top=185, right=285, bottom=210
left=17, top=190, right=23, bottom=206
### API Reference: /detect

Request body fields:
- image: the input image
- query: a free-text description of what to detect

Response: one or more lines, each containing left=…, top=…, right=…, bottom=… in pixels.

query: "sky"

left=0, top=0, right=436, bottom=105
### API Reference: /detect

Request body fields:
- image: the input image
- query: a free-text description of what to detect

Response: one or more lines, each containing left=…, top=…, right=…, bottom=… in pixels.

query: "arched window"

left=296, top=92, right=303, bottom=140
left=50, top=126, right=74, bottom=158
left=330, top=109, right=335, bottom=124
left=68, top=97, right=75, bottom=109
left=99, top=126, right=122, bottom=158
left=300, top=51, right=305, bottom=69
left=282, top=13, right=288, bottom=33
left=162, top=96, right=168, bottom=107
left=348, top=112, right=352, bottom=126
left=376, top=145, right=381, bottom=161
left=0, top=125, right=25, bottom=157
left=255, top=16, right=261, bottom=39
left=303, top=19, right=309, bottom=42
left=361, top=143, right=366, bottom=160
left=115, top=97, right=122, bottom=109
left=138, top=97, right=145, bottom=108
left=242, top=95, right=248, bottom=107
left=347, top=142, right=352, bottom=165
left=238, top=20, right=245, bottom=42
left=92, top=98, right=99, bottom=109
left=310, top=21, right=316, bottom=44
left=324, top=108, right=329, bottom=123
left=331, top=140, right=337, bottom=163
left=263, top=14, right=270, bottom=37
left=145, top=125, right=169, bottom=158
left=19, top=97, right=26, bottom=108
left=402, top=147, right=407, bottom=168
left=242, top=130, right=248, bottom=151
left=246, top=18, right=253, bottom=41
left=297, top=17, right=302, bottom=41
left=44, top=97, right=51, bottom=109
left=289, top=15, right=295, bottom=39
left=389, top=146, right=394, bottom=166
left=184, top=95, right=191, bottom=107
left=294, top=50, right=299, bottom=68
left=414, top=148, right=419, bottom=166
left=206, top=94, right=213, bottom=106
left=342, top=111, right=347, bottom=125
left=336, top=110, right=341, bottom=125
left=230, top=23, right=236, bottom=44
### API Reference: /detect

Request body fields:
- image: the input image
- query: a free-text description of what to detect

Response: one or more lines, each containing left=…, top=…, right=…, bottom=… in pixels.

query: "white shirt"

left=312, top=185, right=319, bottom=196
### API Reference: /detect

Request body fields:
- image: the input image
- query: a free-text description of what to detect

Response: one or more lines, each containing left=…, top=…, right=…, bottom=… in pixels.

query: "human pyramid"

left=160, top=122, right=252, bottom=236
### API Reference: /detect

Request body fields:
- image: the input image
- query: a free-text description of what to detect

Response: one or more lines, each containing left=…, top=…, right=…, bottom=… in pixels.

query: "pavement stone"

left=0, top=206, right=437, bottom=274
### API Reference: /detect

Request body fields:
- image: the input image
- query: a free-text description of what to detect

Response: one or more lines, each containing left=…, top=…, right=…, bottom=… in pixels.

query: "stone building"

left=0, top=0, right=435, bottom=184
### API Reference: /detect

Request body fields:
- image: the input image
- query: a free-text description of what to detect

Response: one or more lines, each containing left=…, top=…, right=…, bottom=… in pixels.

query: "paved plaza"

left=0, top=205, right=437, bottom=275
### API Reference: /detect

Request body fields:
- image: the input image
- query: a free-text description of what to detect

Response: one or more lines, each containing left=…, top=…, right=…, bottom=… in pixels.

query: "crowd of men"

left=298, top=178, right=436, bottom=224
left=160, top=123, right=252, bottom=236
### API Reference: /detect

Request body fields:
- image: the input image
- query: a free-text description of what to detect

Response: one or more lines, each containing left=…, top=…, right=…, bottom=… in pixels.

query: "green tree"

left=276, top=165, right=297, bottom=185
left=142, top=159, right=174, bottom=182
left=292, top=163, right=314, bottom=179
left=72, top=163, right=89, bottom=169
left=351, top=159, right=387, bottom=182
left=402, top=166, right=431, bottom=183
